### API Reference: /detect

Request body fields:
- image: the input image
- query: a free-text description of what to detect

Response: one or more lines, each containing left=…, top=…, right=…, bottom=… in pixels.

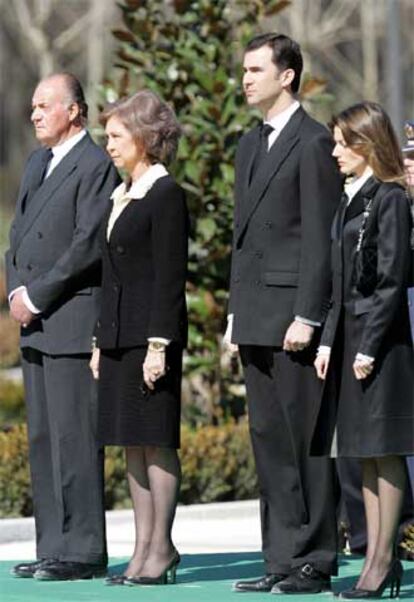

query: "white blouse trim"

left=106, top=163, right=169, bottom=240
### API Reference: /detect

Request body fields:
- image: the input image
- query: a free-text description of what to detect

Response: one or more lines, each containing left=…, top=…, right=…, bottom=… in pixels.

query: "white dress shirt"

left=10, top=130, right=87, bottom=315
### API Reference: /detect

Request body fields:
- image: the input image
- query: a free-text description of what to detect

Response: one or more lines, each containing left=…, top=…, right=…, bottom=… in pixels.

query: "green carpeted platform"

left=0, top=554, right=413, bottom=602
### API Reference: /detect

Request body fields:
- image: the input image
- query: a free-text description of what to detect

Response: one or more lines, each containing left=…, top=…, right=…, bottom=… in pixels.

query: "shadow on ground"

left=1, top=553, right=413, bottom=602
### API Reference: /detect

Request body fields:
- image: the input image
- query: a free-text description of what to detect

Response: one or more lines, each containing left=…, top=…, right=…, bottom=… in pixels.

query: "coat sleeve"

left=4, top=151, right=39, bottom=295
left=26, top=159, right=119, bottom=312
left=294, top=132, right=342, bottom=322
left=358, top=188, right=412, bottom=358
left=147, top=181, right=188, bottom=340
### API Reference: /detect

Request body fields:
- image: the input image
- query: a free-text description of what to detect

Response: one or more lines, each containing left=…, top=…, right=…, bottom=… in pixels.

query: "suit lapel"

left=14, top=134, right=92, bottom=249
left=237, top=108, right=305, bottom=244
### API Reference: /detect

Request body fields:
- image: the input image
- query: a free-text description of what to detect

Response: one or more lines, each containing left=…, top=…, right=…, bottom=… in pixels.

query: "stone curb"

left=0, top=499, right=259, bottom=544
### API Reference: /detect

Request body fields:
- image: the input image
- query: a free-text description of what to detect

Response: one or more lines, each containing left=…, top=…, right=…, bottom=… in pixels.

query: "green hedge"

left=0, top=421, right=258, bottom=517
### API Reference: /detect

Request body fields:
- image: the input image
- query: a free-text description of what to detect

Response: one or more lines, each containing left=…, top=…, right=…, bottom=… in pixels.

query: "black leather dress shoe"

left=34, top=561, right=107, bottom=581
left=271, top=564, right=331, bottom=594
left=233, top=574, right=287, bottom=592
left=11, top=559, right=57, bottom=578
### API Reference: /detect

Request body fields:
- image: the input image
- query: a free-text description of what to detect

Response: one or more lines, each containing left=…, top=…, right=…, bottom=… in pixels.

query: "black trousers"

left=22, top=348, right=107, bottom=564
left=240, top=345, right=338, bottom=575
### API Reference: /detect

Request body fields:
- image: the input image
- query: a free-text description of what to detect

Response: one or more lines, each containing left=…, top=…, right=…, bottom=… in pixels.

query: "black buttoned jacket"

left=228, top=107, right=342, bottom=346
left=95, top=176, right=188, bottom=349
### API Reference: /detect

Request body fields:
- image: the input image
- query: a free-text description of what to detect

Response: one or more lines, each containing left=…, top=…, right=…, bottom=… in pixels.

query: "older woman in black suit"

left=312, top=102, right=413, bottom=599
left=90, top=90, right=188, bottom=586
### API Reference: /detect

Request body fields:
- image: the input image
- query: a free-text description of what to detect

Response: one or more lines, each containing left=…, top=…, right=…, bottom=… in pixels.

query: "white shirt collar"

left=265, top=100, right=301, bottom=134
left=50, top=129, right=87, bottom=160
left=111, top=163, right=169, bottom=201
left=344, top=167, right=374, bottom=203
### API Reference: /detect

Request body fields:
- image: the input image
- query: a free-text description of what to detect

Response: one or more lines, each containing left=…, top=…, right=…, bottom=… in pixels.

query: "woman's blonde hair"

left=330, top=101, right=405, bottom=185
left=100, top=89, right=181, bottom=165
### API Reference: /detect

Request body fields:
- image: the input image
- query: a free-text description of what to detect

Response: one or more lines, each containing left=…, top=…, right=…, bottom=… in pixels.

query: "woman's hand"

left=143, top=347, right=166, bottom=390
left=353, top=357, right=374, bottom=380
left=90, top=347, right=100, bottom=380
left=314, top=353, right=330, bottom=380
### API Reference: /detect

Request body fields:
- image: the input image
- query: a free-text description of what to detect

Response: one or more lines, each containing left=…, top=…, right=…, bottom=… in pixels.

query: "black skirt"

left=97, top=345, right=182, bottom=448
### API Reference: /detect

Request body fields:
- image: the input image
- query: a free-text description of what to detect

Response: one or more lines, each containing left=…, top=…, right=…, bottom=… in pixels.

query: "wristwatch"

left=148, top=341, right=166, bottom=352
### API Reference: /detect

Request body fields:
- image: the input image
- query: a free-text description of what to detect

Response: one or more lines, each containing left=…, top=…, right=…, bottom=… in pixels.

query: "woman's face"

left=105, top=115, right=145, bottom=174
left=332, top=126, right=368, bottom=178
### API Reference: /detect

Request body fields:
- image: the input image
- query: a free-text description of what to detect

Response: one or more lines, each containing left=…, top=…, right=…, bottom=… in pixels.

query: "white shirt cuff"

left=295, top=315, right=321, bottom=327
left=317, top=345, right=331, bottom=356
left=147, top=337, right=170, bottom=345
left=8, top=286, right=26, bottom=305
left=224, top=314, right=234, bottom=344
left=355, top=352, right=374, bottom=363
left=9, top=286, right=41, bottom=314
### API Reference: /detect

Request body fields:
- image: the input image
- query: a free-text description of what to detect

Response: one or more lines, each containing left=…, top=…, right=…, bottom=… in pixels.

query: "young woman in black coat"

left=90, top=90, right=188, bottom=586
left=312, top=102, right=413, bottom=598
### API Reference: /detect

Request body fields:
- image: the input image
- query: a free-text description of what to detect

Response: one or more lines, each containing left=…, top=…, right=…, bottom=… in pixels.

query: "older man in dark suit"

left=225, top=34, right=342, bottom=594
left=5, top=73, right=119, bottom=581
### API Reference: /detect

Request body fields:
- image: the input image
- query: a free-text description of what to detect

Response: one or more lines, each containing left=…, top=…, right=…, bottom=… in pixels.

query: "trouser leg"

left=41, top=353, right=107, bottom=564
left=22, top=348, right=61, bottom=559
left=240, top=345, right=337, bottom=576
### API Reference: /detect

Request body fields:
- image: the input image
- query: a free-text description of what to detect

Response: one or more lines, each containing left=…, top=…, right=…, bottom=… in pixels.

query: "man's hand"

left=9, top=291, right=35, bottom=326
left=314, top=353, right=330, bottom=380
left=89, top=348, right=100, bottom=380
left=353, top=357, right=374, bottom=380
left=223, top=315, right=238, bottom=357
left=283, top=320, right=314, bottom=352
left=404, top=158, right=414, bottom=187
left=143, top=348, right=166, bottom=390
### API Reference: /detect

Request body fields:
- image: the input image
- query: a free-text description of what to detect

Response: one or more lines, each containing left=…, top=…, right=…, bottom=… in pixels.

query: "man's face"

left=242, top=46, right=284, bottom=111
left=31, top=80, right=73, bottom=147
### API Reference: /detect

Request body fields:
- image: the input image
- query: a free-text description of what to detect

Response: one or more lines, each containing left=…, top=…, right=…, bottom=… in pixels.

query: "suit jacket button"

left=116, top=245, right=125, bottom=254
left=96, top=320, right=101, bottom=328
left=264, top=221, right=273, bottom=229
left=113, top=284, right=118, bottom=292
left=255, top=251, right=263, bottom=258
left=37, top=232, right=43, bottom=239
left=111, top=321, right=117, bottom=328
left=27, top=264, right=32, bottom=271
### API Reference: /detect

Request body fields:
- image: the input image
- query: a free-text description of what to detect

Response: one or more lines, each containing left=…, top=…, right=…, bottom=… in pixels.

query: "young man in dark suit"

left=5, top=73, right=119, bottom=581
left=225, top=34, right=342, bottom=594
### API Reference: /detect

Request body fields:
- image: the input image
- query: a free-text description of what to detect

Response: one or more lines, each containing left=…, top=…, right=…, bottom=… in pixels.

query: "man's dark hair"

left=245, top=33, right=303, bottom=94
left=61, top=72, right=89, bottom=124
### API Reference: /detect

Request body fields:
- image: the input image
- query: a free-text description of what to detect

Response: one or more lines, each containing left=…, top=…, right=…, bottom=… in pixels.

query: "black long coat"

left=312, top=177, right=414, bottom=457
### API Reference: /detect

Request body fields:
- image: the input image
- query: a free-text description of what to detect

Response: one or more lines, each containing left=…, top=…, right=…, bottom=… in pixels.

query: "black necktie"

left=250, top=123, right=274, bottom=184
left=40, top=148, right=53, bottom=184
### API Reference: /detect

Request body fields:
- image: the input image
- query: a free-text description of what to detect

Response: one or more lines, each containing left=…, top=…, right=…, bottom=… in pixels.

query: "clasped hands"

left=9, top=290, right=35, bottom=327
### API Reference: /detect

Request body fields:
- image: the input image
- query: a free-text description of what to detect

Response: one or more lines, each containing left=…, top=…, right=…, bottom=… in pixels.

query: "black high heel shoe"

left=125, top=550, right=181, bottom=586
left=340, top=559, right=403, bottom=599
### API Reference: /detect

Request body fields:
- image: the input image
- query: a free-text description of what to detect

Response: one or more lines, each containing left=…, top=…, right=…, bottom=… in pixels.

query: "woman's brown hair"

left=100, top=89, right=181, bottom=165
left=330, top=101, right=405, bottom=185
